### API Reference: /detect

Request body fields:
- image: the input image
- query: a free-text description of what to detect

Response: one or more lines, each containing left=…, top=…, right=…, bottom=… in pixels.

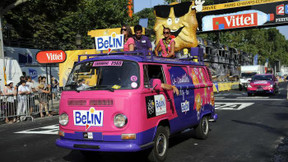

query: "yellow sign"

left=88, top=27, right=145, bottom=38
left=59, top=49, right=97, bottom=87
left=202, top=0, right=286, bottom=12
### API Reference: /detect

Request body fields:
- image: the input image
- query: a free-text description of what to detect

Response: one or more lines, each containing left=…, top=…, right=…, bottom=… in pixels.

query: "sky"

left=133, top=0, right=288, bottom=40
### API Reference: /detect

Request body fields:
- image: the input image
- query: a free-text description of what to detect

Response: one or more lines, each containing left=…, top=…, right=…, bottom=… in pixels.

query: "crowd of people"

left=121, top=24, right=175, bottom=58
left=0, top=75, right=59, bottom=124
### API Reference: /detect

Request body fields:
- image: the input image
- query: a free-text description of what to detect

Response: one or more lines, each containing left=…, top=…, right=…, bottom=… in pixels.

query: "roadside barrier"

left=0, top=92, right=60, bottom=123
left=213, top=82, right=239, bottom=93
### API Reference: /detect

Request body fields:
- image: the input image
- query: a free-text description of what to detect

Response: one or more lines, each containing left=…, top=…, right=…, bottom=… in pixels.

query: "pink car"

left=247, top=74, right=279, bottom=96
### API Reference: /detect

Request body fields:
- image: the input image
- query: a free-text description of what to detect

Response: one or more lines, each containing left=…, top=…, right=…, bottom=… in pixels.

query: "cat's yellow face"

left=154, top=2, right=198, bottom=52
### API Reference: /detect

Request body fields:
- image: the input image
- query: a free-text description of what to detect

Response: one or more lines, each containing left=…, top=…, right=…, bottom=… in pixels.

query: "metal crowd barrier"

left=0, top=91, right=61, bottom=123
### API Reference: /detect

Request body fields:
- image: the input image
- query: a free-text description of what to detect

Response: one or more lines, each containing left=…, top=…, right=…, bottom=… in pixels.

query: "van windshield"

left=64, top=60, right=140, bottom=91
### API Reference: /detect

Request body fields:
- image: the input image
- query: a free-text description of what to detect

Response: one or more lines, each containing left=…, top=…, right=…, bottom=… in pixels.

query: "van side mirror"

left=150, top=79, right=162, bottom=91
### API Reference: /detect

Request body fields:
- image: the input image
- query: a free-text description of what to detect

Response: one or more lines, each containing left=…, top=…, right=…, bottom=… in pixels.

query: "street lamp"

left=75, top=33, right=81, bottom=49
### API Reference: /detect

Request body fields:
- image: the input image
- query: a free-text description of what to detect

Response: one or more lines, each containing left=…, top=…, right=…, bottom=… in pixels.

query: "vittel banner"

left=36, top=50, right=66, bottom=64
left=197, top=0, right=288, bottom=32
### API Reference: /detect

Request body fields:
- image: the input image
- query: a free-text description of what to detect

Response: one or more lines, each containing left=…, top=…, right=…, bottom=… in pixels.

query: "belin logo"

left=73, top=107, right=103, bottom=131
left=95, top=32, right=124, bottom=51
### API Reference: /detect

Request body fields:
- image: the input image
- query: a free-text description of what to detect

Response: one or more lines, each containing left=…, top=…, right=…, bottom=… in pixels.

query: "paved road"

left=0, top=83, right=287, bottom=162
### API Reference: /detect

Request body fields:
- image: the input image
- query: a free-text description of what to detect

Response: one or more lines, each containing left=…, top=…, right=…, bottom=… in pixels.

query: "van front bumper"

left=56, top=138, right=153, bottom=152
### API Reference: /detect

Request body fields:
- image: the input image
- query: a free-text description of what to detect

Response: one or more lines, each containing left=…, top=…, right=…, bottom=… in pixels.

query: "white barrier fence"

left=0, top=92, right=60, bottom=123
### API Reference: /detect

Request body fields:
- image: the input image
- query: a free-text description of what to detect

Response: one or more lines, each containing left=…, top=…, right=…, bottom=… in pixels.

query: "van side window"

left=143, top=65, right=165, bottom=88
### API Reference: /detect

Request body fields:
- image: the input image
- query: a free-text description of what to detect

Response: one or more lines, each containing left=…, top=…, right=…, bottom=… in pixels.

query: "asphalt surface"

left=0, top=82, right=287, bottom=162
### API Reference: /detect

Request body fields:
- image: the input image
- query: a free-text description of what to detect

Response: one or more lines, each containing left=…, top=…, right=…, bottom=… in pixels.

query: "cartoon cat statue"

left=154, top=0, right=205, bottom=52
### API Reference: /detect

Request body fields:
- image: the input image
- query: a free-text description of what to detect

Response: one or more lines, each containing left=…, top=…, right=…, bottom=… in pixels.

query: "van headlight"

left=59, top=113, right=69, bottom=126
left=270, top=84, right=273, bottom=88
left=248, top=84, right=252, bottom=88
left=114, top=114, right=127, bottom=128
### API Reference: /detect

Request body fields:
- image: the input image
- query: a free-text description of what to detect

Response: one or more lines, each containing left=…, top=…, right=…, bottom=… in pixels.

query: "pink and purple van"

left=56, top=50, right=217, bottom=161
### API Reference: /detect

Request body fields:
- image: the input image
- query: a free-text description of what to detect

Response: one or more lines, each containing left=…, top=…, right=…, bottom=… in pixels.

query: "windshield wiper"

left=89, top=85, right=114, bottom=92
left=65, top=83, right=80, bottom=92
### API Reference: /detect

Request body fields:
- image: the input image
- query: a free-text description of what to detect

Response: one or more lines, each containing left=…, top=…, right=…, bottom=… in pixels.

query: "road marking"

left=215, top=102, right=254, bottom=110
left=15, top=124, right=59, bottom=135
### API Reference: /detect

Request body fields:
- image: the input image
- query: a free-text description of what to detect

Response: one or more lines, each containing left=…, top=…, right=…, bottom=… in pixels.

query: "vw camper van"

left=56, top=50, right=217, bottom=161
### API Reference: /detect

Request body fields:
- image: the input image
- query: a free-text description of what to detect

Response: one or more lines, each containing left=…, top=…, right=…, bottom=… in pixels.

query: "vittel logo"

left=46, top=52, right=64, bottom=61
left=202, top=10, right=274, bottom=31
left=213, top=13, right=258, bottom=29
left=36, top=50, right=66, bottom=64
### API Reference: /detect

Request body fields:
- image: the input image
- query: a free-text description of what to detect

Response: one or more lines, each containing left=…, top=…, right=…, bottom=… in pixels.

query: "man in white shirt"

left=26, top=76, right=36, bottom=115
left=17, top=80, right=30, bottom=121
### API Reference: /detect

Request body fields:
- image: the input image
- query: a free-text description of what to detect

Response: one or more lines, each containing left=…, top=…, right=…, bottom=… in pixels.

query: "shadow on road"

left=63, top=150, right=148, bottom=162
left=231, top=120, right=287, bottom=137
left=274, top=113, right=288, bottom=121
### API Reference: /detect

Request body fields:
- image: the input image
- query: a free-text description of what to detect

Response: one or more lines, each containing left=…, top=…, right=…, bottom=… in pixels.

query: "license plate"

left=83, top=132, right=93, bottom=139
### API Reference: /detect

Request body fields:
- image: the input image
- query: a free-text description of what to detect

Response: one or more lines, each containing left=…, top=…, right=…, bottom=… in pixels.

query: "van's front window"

left=64, top=60, right=140, bottom=91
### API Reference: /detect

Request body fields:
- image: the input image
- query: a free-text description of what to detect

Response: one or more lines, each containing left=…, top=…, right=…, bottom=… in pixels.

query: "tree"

left=3, top=0, right=134, bottom=50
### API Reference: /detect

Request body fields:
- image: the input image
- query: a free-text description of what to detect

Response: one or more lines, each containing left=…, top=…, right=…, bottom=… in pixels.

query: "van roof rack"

left=77, top=47, right=204, bottom=65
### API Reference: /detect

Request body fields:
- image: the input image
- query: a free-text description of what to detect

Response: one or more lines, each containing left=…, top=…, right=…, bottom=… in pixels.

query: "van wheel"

left=194, top=116, right=209, bottom=139
left=248, top=93, right=252, bottom=96
left=148, top=126, right=169, bottom=162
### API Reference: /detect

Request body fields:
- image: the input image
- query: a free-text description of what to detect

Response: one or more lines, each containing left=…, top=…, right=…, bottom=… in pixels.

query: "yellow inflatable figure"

left=154, top=1, right=203, bottom=52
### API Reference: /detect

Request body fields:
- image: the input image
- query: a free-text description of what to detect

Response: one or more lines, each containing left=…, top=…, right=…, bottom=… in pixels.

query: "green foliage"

left=135, top=8, right=155, bottom=30
left=3, top=0, right=135, bottom=50
left=199, top=28, right=288, bottom=65
left=2, top=0, right=288, bottom=66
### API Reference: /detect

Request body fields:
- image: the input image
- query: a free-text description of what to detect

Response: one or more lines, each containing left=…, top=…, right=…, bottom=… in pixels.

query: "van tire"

left=148, top=126, right=169, bottom=162
left=194, top=116, right=209, bottom=139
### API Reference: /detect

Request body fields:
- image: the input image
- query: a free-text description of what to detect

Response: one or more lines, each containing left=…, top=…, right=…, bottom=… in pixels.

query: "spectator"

left=16, top=76, right=26, bottom=88
left=15, top=76, right=25, bottom=94
left=150, top=79, right=179, bottom=95
left=3, top=81, right=17, bottom=123
left=162, top=83, right=179, bottom=95
left=121, top=24, right=134, bottom=51
left=133, top=24, right=152, bottom=53
left=38, top=83, right=51, bottom=117
left=26, top=76, right=36, bottom=115
left=17, top=80, right=30, bottom=122
left=154, top=27, right=175, bottom=58
left=51, top=76, right=59, bottom=99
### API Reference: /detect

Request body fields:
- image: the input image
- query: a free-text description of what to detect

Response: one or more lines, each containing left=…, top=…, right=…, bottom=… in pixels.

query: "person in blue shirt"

left=133, top=25, right=152, bottom=53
